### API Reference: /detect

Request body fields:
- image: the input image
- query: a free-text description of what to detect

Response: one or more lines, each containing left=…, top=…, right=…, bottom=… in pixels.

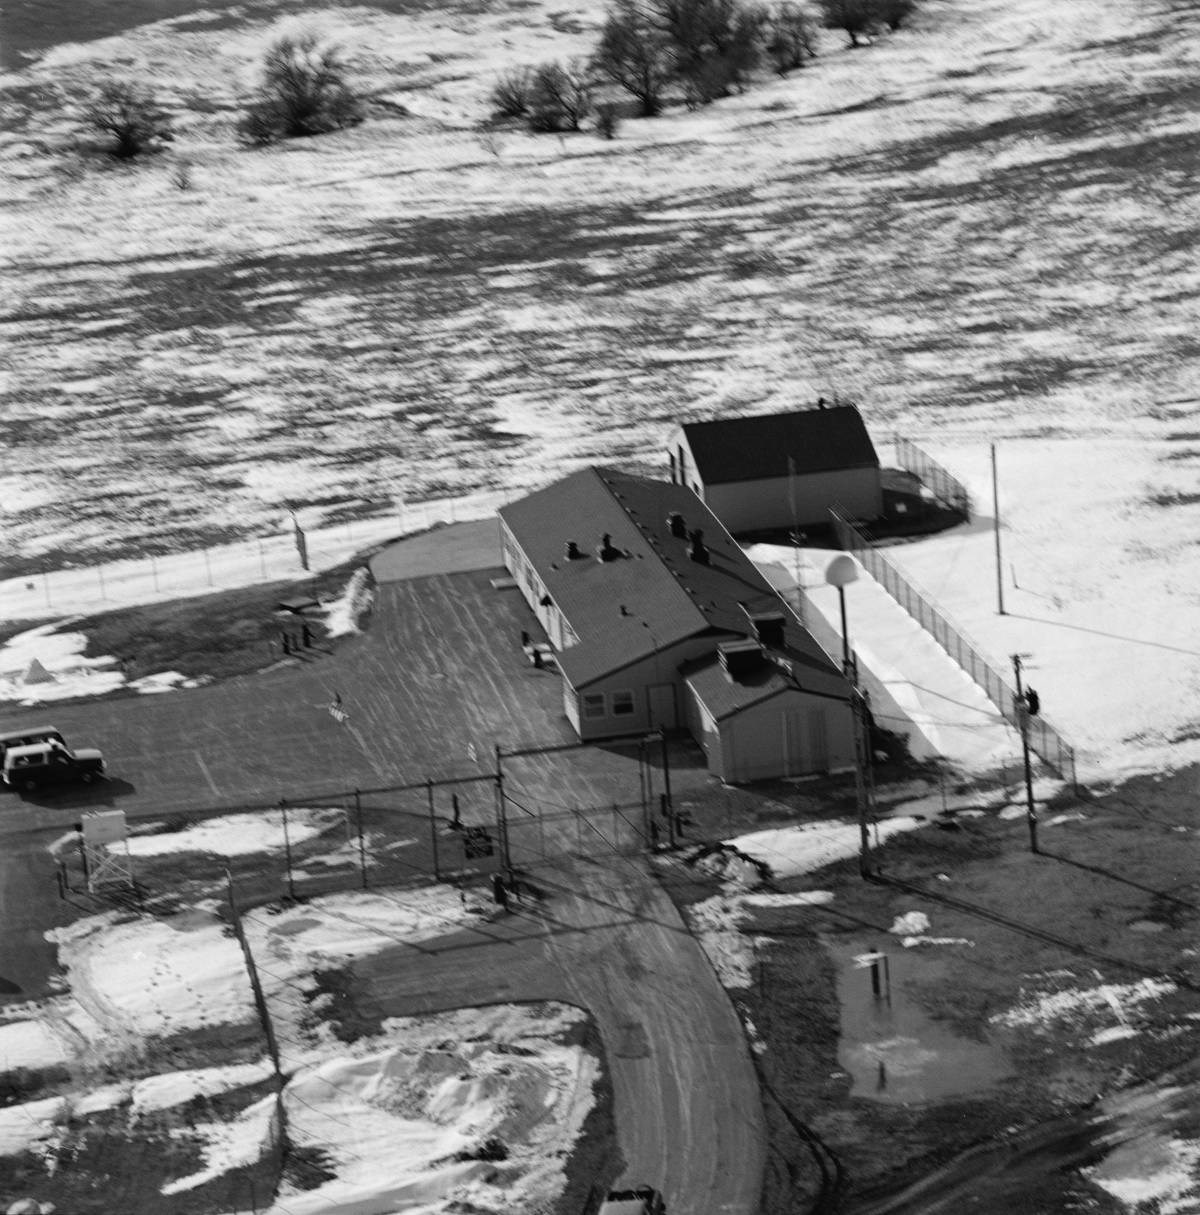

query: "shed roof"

left=682, top=635, right=850, bottom=721
left=681, top=405, right=879, bottom=485
left=498, top=467, right=846, bottom=693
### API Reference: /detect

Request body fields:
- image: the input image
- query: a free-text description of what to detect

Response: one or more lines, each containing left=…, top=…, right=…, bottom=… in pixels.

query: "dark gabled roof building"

left=498, top=467, right=855, bottom=782
left=668, top=404, right=883, bottom=535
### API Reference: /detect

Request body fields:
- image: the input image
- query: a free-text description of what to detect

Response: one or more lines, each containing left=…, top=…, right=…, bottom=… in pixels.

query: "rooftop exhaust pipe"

left=667, top=512, right=687, bottom=539
left=687, top=529, right=710, bottom=565
left=597, top=532, right=621, bottom=563
left=565, top=540, right=583, bottom=560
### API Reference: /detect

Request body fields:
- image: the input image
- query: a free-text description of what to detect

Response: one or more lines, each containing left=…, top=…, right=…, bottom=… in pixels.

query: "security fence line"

left=56, top=760, right=686, bottom=911
left=830, top=507, right=1078, bottom=784
left=894, top=436, right=972, bottom=517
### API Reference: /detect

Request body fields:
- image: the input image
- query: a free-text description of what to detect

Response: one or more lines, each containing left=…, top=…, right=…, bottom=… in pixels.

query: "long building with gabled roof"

left=498, top=467, right=855, bottom=782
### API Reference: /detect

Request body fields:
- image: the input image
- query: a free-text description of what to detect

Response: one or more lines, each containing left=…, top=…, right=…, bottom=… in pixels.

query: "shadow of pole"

left=1004, top=613, right=1200, bottom=658
left=1037, top=848, right=1200, bottom=912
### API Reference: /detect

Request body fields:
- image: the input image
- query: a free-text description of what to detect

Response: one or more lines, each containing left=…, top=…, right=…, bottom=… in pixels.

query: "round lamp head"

left=825, top=554, right=860, bottom=589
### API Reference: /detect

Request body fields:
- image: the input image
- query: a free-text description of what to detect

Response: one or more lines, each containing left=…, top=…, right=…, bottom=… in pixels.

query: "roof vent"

left=687, top=529, right=710, bottom=565
left=565, top=540, right=583, bottom=560
left=718, top=639, right=764, bottom=682
left=597, top=533, right=622, bottom=563
left=667, top=512, right=687, bottom=539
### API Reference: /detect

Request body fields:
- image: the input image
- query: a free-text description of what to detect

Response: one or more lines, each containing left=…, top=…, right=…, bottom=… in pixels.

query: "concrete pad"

left=371, top=519, right=502, bottom=583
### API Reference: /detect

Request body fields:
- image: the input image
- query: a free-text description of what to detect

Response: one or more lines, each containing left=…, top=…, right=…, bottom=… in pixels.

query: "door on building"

left=783, top=710, right=805, bottom=776
left=648, top=683, right=678, bottom=729
left=807, top=708, right=829, bottom=773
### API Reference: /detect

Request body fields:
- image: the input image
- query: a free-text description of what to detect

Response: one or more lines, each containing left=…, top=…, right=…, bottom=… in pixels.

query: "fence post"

left=280, top=798, right=295, bottom=901
left=355, top=789, right=367, bottom=889
left=427, top=779, right=440, bottom=881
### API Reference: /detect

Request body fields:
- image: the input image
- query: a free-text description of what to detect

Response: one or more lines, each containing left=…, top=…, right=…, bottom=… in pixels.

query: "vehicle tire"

left=22, top=779, right=37, bottom=792
left=80, top=772, right=95, bottom=784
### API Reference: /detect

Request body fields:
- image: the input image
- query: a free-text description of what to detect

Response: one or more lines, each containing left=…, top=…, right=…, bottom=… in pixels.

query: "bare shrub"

left=474, top=123, right=506, bottom=158
left=169, top=157, right=193, bottom=189
left=80, top=79, right=173, bottom=159
left=594, top=101, right=621, bottom=138
left=489, top=67, right=533, bottom=118
left=237, top=32, right=364, bottom=146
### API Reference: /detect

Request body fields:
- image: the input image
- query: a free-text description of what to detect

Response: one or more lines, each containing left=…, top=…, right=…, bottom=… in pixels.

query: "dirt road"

left=355, top=853, right=763, bottom=1214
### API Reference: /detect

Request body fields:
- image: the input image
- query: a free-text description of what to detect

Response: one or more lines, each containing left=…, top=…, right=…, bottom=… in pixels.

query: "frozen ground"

left=120, top=806, right=348, bottom=856
left=0, top=826, right=596, bottom=1212
left=3, top=0, right=1200, bottom=568
left=0, top=565, right=371, bottom=703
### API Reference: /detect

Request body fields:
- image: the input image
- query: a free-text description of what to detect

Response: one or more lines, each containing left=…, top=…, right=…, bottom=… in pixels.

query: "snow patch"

left=122, top=807, right=346, bottom=857
left=322, top=567, right=374, bottom=638
left=993, top=978, right=1176, bottom=1030
left=727, top=817, right=924, bottom=881
left=0, top=1021, right=69, bottom=1072
left=890, top=911, right=931, bottom=936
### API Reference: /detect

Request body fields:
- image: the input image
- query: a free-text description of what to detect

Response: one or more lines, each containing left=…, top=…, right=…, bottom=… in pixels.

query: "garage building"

left=667, top=404, right=883, bottom=534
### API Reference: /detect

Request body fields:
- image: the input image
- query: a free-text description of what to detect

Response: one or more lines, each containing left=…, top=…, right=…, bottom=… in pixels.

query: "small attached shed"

left=668, top=405, right=883, bottom=534
left=683, top=638, right=855, bottom=783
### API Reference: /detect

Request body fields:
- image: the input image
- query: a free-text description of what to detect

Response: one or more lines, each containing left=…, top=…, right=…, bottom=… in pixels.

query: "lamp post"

left=826, top=555, right=873, bottom=877
left=825, top=553, right=860, bottom=679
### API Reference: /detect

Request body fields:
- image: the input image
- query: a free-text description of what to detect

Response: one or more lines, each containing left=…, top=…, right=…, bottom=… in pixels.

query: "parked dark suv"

left=599, top=1187, right=666, bottom=1215
left=2, top=740, right=106, bottom=791
left=0, top=726, right=65, bottom=765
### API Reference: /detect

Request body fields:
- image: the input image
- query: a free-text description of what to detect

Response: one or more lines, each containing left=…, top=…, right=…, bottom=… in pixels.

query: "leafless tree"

left=81, top=80, right=173, bottom=159
left=764, top=2, right=817, bottom=73
left=816, top=0, right=878, bottom=45
left=876, top=0, right=915, bottom=30
left=648, top=0, right=764, bottom=103
left=593, top=1, right=674, bottom=117
left=527, top=60, right=593, bottom=132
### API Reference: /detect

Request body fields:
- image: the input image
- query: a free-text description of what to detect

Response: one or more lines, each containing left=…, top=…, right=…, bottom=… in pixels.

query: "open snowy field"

left=3, top=0, right=1200, bottom=568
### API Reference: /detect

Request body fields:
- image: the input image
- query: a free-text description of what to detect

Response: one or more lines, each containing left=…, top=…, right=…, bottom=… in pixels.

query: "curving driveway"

left=0, top=521, right=765, bottom=1213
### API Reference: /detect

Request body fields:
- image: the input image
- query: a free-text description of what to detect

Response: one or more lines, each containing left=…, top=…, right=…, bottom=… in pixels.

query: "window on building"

left=582, top=694, right=606, bottom=720
left=610, top=690, right=635, bottom=716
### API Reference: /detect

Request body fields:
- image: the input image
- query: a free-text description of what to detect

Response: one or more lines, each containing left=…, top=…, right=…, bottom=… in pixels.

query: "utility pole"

left=494, top=745, right=512, bottom=876
left=992, top=443, right=1005, bottom=615
left=1011, top=654, right=1038, bottom=854
left=660, top=724, right=670, bottom=821
left=851, top=688, right=877, bottom=877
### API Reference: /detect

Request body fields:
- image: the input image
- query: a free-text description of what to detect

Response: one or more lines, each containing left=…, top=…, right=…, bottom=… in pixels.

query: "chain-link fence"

left=830, top=508, right=1078, bottom=783
left=56, top=761, right=671, bottom=911
left=894, top=436, right=972, bottom=517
